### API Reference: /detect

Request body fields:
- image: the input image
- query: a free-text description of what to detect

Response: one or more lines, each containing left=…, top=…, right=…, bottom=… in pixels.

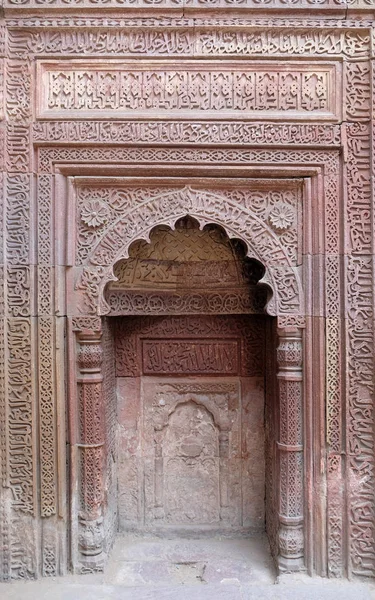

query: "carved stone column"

left=276, top=326, right=304, bottom=572
left=76, top=329, right=105, bottom=573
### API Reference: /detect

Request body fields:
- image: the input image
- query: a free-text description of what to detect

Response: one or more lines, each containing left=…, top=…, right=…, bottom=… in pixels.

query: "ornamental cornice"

left=0, top=0, right=368, bottom=11
left=4, top=17, right=375, bottom=27
left=2, top=2, right=375, bottom=15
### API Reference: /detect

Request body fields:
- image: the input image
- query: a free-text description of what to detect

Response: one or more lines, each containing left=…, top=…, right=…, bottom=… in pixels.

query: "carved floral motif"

left=81, top=200, right=110, bottom=229
left=268, top=203, right=294, bottom=232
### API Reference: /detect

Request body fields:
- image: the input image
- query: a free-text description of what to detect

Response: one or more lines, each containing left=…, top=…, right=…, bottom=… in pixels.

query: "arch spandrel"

left=74, top=186, right=304, bottom=317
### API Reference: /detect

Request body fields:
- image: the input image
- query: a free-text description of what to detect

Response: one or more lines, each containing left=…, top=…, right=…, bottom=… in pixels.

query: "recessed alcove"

left=72, top=180, right=305, bottom=577
left=83, top=215, right=280, bottom=580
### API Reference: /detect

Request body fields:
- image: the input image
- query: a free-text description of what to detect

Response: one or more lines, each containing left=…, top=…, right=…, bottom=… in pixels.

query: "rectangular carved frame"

left=0, top=13, right=374, bottom=581
left=48, top=152, right=330, bottom=576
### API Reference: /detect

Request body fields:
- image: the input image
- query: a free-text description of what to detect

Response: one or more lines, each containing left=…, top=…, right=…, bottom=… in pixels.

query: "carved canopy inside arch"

left=76, top=186, right=303, bottom=316
left=105, top=216, right=269, bottom=315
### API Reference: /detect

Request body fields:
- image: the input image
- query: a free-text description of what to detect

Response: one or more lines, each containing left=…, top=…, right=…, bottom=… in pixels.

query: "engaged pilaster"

left=76, top=329, right=105, bottom=573
left=276, top=326, right=304, bottom=572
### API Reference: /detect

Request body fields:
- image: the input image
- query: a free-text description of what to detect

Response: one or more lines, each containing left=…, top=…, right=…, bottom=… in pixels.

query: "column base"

left=277, top=554, right=305, bottom=573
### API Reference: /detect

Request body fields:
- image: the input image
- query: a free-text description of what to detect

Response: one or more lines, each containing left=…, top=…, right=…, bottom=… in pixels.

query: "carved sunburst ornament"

left=268, top=203, right=294, bottom=232
left=81, top=200, right=110, bottom=228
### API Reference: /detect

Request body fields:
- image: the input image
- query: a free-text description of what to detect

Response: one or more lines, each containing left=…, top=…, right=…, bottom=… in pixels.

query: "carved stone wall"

left=115, top=314, right=266, bottom=534
left=0, top=2, right=374, bottom=583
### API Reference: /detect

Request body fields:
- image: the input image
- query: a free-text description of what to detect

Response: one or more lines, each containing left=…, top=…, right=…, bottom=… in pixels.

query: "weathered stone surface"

left=0, top=537, right=373, bottom=600
left=1, top=2, right=375, bottom=583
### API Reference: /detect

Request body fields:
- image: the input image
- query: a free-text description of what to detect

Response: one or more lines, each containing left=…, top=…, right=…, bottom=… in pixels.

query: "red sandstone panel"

left=114, top=315, right=266, bottom=378
left=37, top=61, right=341, bottom=122
left=117, top=315, right=265, bottom=534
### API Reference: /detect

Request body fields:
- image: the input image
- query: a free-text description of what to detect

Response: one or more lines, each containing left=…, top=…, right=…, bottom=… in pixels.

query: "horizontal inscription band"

left=38, top=61, right=340, bottom=121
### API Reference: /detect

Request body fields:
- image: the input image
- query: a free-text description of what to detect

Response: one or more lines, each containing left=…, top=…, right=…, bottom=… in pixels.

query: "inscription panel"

left=6, top=27, right=371, bottom=60
left=32, top=121, right=342, bottom=146
left=115, top=315, right=265, bottom=378
left=142, top=339, right=239, bottom=375
left=38, top=61, right=340, bottom=121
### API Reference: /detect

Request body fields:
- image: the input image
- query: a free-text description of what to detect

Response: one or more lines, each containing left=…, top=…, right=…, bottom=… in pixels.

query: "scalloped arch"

left=81, top=186, right=303, bottom=317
